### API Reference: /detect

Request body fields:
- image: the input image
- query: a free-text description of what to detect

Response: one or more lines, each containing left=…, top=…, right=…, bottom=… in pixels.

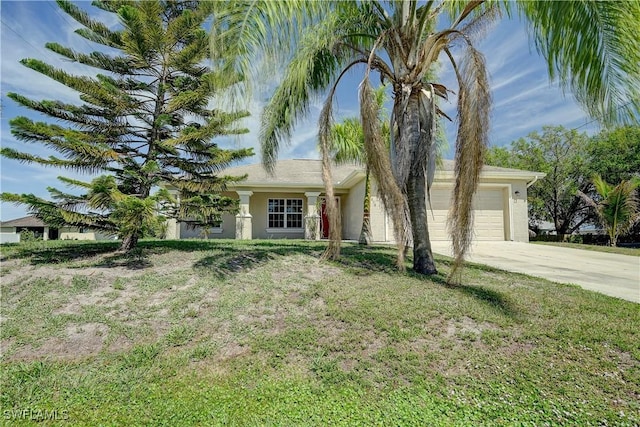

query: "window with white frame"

left=268, top=198, right=303, bottom=229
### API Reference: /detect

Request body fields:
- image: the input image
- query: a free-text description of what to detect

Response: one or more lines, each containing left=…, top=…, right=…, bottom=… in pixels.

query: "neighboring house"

left=532, top=220, right=557, bottom=236
left=0, top=216, right=54, bottom=244
left=0, top=215, right=110, bottom=244
left=166, top=159, right=544, bottom=243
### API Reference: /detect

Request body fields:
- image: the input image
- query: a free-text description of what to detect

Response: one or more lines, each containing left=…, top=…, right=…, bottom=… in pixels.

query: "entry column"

left=235, top=191, right=253, bottom=240
left=304, top=192, right=321, bottom=240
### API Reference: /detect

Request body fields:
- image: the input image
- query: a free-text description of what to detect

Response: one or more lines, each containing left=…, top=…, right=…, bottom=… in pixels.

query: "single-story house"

left=0, top=216, right=54, bottom=244
left=166, top=159, right=544, bottom=243
left=0, top=215, right=110, bottom=244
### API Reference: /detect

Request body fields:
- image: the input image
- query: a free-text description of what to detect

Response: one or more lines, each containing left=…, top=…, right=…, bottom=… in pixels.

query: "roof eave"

left=230, top=182, right=353, bottom=192
left=434, top=170, right=546, bottom=181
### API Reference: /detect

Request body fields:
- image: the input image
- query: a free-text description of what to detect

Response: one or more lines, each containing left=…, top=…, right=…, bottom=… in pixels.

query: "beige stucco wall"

left=166, top=218, right=179, bottom=239
left=368, top=181, right=388, bottom=242
left=174, top=191, right=324, bottom=240
left=175, top=191, right=238, bottom=240
left=59, top=227, right=111, bottom=241
left=60, top=232, right=97, bottom=241
left=510, top=181, right=530, bottom=242
left=341, top=179, right=365, bottom=241
left=179, top=219, right=236, bottom=239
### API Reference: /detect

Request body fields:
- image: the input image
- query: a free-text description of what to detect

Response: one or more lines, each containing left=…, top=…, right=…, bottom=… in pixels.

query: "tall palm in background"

left=579, top=176, right=640, bottom=247
left=211, top=1, right=640, bottom=278
left=331, top=118, right=374, bottom=245
left=330, top=87, right=389, bottom=245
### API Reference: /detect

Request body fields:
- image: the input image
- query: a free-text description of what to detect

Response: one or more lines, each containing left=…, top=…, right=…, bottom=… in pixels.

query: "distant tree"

left=485, top=126, right=592, bottom=235
left=579, top=176, right=640, bottom=246
left=586, top=126, right=640, bottom=184
left=0, top=0, right=253, bottom=251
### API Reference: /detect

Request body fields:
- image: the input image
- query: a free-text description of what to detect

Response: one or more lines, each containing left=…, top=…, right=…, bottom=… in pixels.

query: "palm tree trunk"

left=359, top=167, right=372, bottom=245
left=407, top=165, right=437, bottom=274
left=394, top=92, right=437, bottom=275
left=119, top=233, right=138, bottom=252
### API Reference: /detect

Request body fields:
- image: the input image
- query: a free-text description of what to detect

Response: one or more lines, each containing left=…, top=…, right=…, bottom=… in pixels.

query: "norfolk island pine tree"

left=1, top=0, right=253, bottom=251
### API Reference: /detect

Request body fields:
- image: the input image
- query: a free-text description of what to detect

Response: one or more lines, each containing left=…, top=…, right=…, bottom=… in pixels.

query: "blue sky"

left=0, top=1, right=600, bottom=221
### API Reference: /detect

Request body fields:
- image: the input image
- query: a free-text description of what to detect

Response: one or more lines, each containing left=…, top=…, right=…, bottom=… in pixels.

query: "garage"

left=385, top=187, right=506, bottom=241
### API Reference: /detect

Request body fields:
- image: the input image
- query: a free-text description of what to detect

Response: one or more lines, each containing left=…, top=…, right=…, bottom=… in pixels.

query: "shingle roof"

left=224, top=159, right=361, bottom=186
left=0, top=216, right=47, bottom=228
left=223, top=158, right=542, bottom=187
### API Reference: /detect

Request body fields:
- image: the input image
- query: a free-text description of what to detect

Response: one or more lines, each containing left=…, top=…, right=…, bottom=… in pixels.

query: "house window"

left=268, top=198, right=303, bottom=229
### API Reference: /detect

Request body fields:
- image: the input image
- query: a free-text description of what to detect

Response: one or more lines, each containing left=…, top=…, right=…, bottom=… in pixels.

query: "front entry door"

left=320, top=197, right=340, bottom=239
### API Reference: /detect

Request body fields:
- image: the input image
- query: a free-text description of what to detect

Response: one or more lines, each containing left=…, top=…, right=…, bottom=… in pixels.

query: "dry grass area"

left=1, top=239, right=638, bottom=425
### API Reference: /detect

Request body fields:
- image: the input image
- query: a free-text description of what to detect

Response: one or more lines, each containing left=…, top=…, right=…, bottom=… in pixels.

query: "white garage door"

left=470, top=189, right=505, bottom=241
left=385, top=188, right=505, bottom=241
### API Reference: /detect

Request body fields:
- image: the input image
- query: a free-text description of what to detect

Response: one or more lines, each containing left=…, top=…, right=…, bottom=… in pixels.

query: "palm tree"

left=579, top=176, right=640, bottom=247
left=331, top=118, right=373, bottom=245
left=330, top=87, right=389, bottom=245
left=211, top=1, right=640, bottom=278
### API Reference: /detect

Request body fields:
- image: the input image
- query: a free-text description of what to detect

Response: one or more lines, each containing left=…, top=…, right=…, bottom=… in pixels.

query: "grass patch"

left=1, top=239, right=638, bottom=425
left=532, top=241, right=640, bottom=256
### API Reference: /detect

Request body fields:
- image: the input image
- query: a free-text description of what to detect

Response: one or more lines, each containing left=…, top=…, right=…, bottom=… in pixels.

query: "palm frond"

left=330, top=86, right=389, bottom=165
left=447, top=43, right=491, bottom=282
left=517, top=0, right=640, bottom=124
left=318, top=95, right=341, bottom=261
left=331, top=119, right=365, bottom=165
left=259, top=8, right=372, bottom=172
left=361, top=75, right=410, bottom=270
left=209, top=1, right=332, bottom=102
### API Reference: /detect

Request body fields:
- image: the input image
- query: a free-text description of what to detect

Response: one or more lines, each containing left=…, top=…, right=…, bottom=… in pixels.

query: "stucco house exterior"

left=166, top=159, right=544, bottom=243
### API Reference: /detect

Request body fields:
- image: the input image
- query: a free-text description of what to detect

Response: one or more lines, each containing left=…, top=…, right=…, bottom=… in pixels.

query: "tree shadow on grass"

left=334, top=244, right=403, bottom=274
left=1, top=241, right=159, bottom=270
left=449, top=283, right=522, bottom=320
left=2, top=239, right=332, bottom=275
left=411, top=258, right=523, bottom=320
left=193, top=242, right=524, bottom=320
left=193, top=250, right=275, bottom=278
left=96, top=247, right=153, bottom=270
left=1, top=241, right=121, bottom=264
left=191, top=240, right=327, bottom=278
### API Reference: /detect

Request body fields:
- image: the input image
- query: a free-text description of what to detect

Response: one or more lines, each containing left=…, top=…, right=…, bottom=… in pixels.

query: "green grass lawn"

left=532, top=240, right=640, bottom=256
left=1, top=239, right=638, bottom=426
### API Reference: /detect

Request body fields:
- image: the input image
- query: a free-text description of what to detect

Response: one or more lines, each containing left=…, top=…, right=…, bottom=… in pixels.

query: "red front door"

left=320, top=198, right=330, bottom=239
left=320, top=197, right=340, bottom=239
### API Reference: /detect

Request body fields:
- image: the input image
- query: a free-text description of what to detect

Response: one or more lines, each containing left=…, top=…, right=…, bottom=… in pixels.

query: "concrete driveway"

left=430, top=241, right=640, bottom=303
